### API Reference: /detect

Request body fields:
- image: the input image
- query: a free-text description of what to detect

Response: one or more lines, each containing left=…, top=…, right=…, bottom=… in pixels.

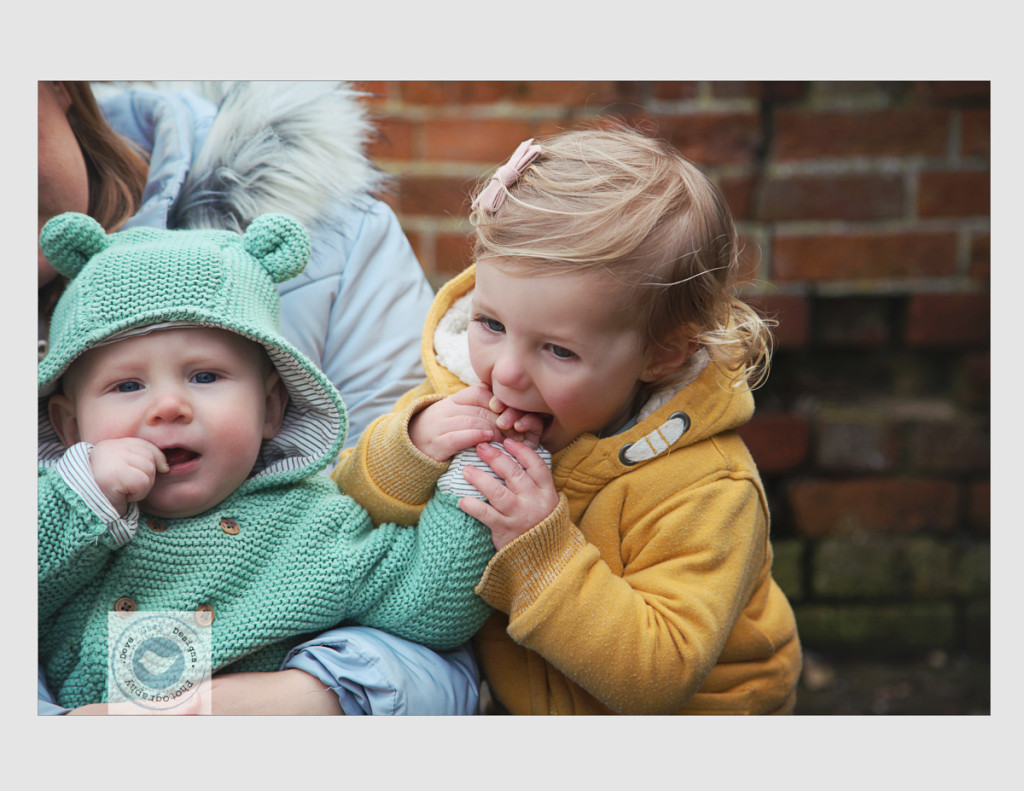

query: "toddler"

left=335, top=127, right=802, bottom=714
left=37, top=212, right=493, bottom=711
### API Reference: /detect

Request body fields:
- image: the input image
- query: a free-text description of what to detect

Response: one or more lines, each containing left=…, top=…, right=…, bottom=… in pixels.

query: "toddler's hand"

left=409, top=384, right=518, bottom=462
left=486, top=394, right=545, bottom=449
left=456, top=439, right=559, bottom=551
left=89, top=438, right=169, bottom=516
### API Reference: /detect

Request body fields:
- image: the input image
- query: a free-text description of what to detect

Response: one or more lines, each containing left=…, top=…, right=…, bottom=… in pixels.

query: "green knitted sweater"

left=37, top=213, right=493, bottom=709
left=39, top=470, right=493, bottom=709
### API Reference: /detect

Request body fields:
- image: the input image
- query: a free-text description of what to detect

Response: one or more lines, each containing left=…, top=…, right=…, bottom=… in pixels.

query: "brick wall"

left=354, top=81, right=990, bottom=661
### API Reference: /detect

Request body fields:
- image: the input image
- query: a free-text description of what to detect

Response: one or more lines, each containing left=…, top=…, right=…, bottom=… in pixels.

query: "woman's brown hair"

left=58, top=81, right=149, bottom=233
left=40, top=82, right=150, bottom=319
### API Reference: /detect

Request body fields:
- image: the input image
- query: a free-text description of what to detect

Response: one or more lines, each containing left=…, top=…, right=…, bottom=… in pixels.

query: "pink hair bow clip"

left=472, top=138, right=543, bottom=213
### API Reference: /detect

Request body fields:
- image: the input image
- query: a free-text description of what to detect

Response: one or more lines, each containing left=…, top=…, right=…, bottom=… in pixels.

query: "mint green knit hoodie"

left=38, top=212, right=493, bottom=709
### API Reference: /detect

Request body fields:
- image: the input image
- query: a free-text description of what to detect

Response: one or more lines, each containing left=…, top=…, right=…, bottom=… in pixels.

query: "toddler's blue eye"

left=191, top=372, right=218, bottom=384
left=116, top=382, right=142, bottom=393
left=549, top=345, right=575, bottom=359
left=483, top=318, right=505, bottom=333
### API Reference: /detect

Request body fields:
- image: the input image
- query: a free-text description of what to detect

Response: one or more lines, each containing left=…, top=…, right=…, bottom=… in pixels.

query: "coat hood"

left=95, top=81, right=385, bottom=235
left=38, top=212, right=346, bottom=484
left=425, top=266, right=755, bottom=471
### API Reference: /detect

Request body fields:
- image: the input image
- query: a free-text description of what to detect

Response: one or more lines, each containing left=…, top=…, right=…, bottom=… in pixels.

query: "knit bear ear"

left=242, top=214, right=312, bottom=284
left=39, top=212, right=111, bottom=280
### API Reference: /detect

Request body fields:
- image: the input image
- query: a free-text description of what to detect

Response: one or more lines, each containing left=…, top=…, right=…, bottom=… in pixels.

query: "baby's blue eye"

left=549, top=345, right=575, bottom=360
left=191, top=372, right=218, bottom=384
left=116, top=382, right=142, bottom=393
left=474, top=316, right=505, bottom=333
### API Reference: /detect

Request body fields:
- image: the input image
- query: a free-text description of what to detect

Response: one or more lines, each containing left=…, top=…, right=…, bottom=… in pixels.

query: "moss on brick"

left=795, top=602, right=956, bottom=655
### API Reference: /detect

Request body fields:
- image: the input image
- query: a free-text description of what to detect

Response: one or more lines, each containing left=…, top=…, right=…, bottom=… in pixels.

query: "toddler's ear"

left=261, top=372, right=290, bottom=440
left=641, top=325, right=697, bottom=383
left=48, top=394, right=81, bottom=448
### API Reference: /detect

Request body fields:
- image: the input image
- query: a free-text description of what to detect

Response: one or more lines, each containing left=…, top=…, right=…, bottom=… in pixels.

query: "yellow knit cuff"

left=473, top=494, right=586, bottom=618
left=364, top=394, right=450, bottom=506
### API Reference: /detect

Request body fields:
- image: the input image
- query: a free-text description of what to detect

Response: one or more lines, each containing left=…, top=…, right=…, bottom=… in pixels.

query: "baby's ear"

left=48, top=393, right=81, bottom=448
left=261, top=371, right=290, bottom=440
left=641, top=325, right=697, bottom=383
left=39, top=213, right=110, bottom=280
left=243, top=214, right=311, bottom=284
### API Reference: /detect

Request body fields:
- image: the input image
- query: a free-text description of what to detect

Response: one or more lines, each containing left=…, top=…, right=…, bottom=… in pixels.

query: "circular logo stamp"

left=107, top=611, right=211, bottom=712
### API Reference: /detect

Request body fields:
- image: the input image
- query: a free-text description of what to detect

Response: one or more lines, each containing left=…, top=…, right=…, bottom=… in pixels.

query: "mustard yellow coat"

left=334, top=267, right=801, bottom=714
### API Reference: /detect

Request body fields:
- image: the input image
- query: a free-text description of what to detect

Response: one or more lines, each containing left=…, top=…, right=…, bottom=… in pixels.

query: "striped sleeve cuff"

left=439, top=442, right=552, bottom=500
left=54, top=443, right=140, bottom=548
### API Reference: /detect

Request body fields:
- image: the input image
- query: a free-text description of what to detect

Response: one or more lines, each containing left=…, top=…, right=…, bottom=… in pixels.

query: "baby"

left=37, top=212, right=493, bottom=711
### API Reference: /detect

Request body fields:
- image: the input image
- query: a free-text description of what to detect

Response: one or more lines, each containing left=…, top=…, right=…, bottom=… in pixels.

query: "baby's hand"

left=486, top=395, right=545, bottom=449
left=409, top=384, right=517, bottom=462
left=456, top=439, right=559, bottom=551
left=89, top=438, right=169, bottom=516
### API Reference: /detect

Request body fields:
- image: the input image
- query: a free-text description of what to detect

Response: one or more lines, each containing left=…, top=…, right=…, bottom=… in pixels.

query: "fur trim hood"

left=95, top=81, right=385, bottom=234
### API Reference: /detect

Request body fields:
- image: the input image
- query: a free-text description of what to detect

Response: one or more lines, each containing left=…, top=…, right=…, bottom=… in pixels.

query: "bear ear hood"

left=38, top=212, right=346, bottom=484
left=39, top=213, right=111, bottom=280
left=242, top=213, right=311, bottom=283
left=40, top=211, right=311, bottom=285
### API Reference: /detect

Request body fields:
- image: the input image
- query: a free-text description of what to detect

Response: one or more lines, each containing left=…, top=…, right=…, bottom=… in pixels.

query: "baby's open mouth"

left=162, top=447, right=200, bottom=468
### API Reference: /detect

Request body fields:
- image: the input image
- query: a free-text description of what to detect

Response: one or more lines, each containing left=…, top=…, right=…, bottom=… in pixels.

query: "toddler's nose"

left=491, top=351, right=530, bottom=392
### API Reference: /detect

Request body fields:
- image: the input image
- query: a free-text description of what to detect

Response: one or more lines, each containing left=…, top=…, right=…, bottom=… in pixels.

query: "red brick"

left=773, top=232, right=958, bottom=282
left=918, top=170, right=990, bottom=218
left=913, top=81, right=990, bottom=103
left=365, top=117, right=415, bottom=160
left=512, top=81, right=619, bottom=105
left=968, top=480, right=989, bottom=534
left=435, top=231, right=475, bottom=276
left=755, top=173, right=905, bottom=222
left=745, top=293, right=810, bottom=348
left=423, top=118, right=535, bottom=163
left=905, top=293, right=990, bottom=347
left=969, top=233, right=990, bottom=281
left=959, top=351, right=990, bottom=409
left=653, top=81, right=701, bottom=100
left=719, top=174, right=756, bottom=220
left=788, top=478, right=960, bottom=536
left=907, top=420, right=989, bottom=473
left=653, top=112, right=763, bottom=166
left=402, top=230, right=427, bottom=270
left=962, top=110, right=990, bottom=158
left=398, top=81, right=510, bottom=105
left=815, top=297, right=893, bottom=347
left=737, top=413, right=810, bottom=474
left=395, top=175, right=475, bottom=219
left=710, top=81, right=808, bottom=102
left=773, top=108, right=951, bottom=160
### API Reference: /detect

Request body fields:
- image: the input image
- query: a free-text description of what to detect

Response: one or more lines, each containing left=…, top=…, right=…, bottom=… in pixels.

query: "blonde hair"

left=470, top=123, right=773, bottom=389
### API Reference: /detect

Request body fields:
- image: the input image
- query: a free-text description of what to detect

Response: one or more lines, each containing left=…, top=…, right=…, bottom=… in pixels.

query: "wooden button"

left=114, top=597, right=137, bottom=613
left=195, top=604, right=214, bottom=626
left=220, top=518, right=240, bottom=535
left=147, top=519, right=167, bottom=532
